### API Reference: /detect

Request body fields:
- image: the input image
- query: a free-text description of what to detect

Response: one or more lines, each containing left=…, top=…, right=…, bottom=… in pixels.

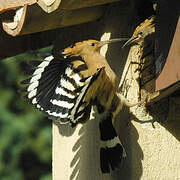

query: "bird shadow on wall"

left=54, top=108, right=109, bottom=180
left=69, top=109, right=102, bottom=180
left=113, top=106, right=143, bottom=180
left=69, top=107, right=144, bottom=180
left=55, top=106, right=144, bottom=180
left=146, top=91, right=180, bottom=142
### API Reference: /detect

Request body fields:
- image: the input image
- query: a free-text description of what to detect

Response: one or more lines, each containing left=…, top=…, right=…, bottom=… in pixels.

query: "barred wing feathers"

left=70, top=68, right=103, bottom=124
left=22, top=54, right=102, bottom=125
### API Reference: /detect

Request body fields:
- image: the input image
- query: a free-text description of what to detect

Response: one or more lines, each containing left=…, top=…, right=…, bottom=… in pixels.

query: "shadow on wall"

left=69, top=108, right=144, bottom=180
left=69, top=110, right=102, bottom=180
left=147, top=91, right=180, bottom=142
left=113, top=106, right=143, bottom=180
left=54, top=109, right=105, bottom=180
left=55, top=106, right=143, bottom=180
left=164, top=93, right=180, bottom=142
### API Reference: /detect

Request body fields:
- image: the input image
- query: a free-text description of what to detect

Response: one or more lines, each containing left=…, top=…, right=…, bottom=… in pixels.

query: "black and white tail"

left=99, top=112, right=125, bottom=173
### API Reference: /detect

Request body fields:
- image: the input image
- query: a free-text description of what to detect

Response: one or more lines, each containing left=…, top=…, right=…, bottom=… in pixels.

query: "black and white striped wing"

left=22, top=54, right=101, bottom=125
left=69, top=68, right=103, bottom=125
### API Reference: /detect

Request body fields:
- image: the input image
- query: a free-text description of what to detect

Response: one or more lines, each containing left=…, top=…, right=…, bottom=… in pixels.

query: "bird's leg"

left=115, top=92, right=145, bottom=109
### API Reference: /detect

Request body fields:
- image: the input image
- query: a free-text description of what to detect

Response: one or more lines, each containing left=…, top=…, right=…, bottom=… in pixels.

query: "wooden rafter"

left=0, top=0, right=121, bottom=36
left=38, top=0, right=120, bottom=13
left=0, top=0, right=36, bottom=13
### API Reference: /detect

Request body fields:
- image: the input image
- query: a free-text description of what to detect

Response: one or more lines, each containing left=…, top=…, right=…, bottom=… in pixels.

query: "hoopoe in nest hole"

left=123, top=16, right=155, bottom=90
left=123, top=16, right=155, bottom=48
left=22, top=38, right=142, bottom=173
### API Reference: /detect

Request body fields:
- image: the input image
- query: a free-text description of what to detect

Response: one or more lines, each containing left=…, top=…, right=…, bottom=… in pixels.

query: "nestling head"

left=122, top=16, right=155, bottom=47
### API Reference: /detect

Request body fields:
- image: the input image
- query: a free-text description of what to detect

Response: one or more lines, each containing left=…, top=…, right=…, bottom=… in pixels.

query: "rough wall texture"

left=53, top=2, right=180, bottom=180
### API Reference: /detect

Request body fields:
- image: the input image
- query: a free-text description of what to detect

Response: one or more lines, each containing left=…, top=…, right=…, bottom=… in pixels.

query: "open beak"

left=122, top=36, right=137, bottom=48
left=98, top=38, right=129, bottom=47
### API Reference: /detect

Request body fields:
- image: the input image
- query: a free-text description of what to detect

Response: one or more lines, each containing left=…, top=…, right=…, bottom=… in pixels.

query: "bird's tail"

left=99, top=113, right=126, bottom=173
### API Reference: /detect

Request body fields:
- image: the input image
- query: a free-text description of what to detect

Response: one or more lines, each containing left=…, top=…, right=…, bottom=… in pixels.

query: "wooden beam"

left=2, top=3, right=105, bottom=36
left=37, top=0, right=121, bottom=13
left=0, top=0, right=120, bottom=14
left=147, top=81, right=180, bottom=105
left=0, top=0, right=36, bottom=13
left=0, top=27, right=56, bottom=59
left=0, top=20, right=101, bottom=59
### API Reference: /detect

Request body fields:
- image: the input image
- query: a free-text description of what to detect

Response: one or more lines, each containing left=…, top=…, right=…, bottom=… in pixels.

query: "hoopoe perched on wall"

left=21, top=38, right=141, bottom=173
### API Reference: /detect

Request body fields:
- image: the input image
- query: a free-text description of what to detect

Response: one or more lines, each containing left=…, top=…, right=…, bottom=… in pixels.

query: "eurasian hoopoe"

left=123, top=16, right=155, bottom=90
left=123, top=16, right=155, bottom=48
left=22, top=38, right=139, bottom=173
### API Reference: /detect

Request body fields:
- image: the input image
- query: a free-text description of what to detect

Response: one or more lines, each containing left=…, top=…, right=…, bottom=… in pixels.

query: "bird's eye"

left=91, top=43, right=96, bottom=46
left=138, top=31, right=143, bottom=36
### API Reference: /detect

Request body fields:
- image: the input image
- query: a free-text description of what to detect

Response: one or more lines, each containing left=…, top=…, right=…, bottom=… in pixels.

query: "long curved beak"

left=122, top=36, right=137, bottom=48
left=98, top=38, right=129, bottom=47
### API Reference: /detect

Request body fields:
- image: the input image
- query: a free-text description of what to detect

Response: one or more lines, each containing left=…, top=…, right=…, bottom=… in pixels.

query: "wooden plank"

left=0, top=20, right=101, bottom=59
left=147, top=81, right=180, bottom=105
left=0, top=0, right=36, bottom=13
left=38, top=0, right=120, bottom=13
left=58, top=0, right=121, bottom=10
left=0, top=27, right=58, bottom=59
left=2, top=3, right=105, bottom=36
left=1, top=0, right=120, bottom=36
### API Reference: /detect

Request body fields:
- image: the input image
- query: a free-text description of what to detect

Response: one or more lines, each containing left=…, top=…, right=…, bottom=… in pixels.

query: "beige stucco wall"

left=53, top=2, right=180, bottom=180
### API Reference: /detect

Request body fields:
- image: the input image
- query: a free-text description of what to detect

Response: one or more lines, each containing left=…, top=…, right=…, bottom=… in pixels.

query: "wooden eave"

left=0, top=0, right=120, bottom=37
left=0, top=0, right=36, bottom=13
left=0, top=0, right=120, bottom=58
